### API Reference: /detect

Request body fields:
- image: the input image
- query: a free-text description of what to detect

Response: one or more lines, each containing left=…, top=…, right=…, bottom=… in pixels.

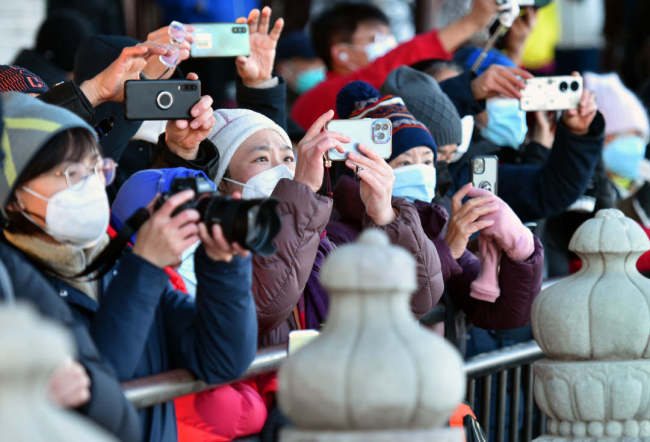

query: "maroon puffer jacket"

left=255, top=179, right=333, bottom=347
left=326, top=176, right=445, bottom=318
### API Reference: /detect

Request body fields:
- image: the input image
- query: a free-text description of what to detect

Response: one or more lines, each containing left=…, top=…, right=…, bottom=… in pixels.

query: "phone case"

left=325, top=118, right=392, bottom=161
left=191, top=23, right=250, bottom=58
left=125, top=80, right=201, bottom=120
left=520, top=76, right=583, bottom=112
left=470, top=155, right=498, bottom=195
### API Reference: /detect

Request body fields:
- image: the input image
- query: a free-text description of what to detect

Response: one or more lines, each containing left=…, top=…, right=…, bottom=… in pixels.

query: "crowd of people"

left=1, top=0, right=648, bottom=441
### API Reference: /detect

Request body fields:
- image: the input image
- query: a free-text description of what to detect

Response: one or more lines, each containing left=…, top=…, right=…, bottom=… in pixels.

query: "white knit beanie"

left=209, top=108, right=292, bottom=185
left=584, top=72, right=650, bottom=141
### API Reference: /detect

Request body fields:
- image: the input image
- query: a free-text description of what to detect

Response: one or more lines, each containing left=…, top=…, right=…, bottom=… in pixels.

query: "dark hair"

left=310, top=2, right=389, bottom=70
left=410, top=59, right=463, bottom=79
left=5, top=127, right=99, bottom=236
left=36, top=9, right=96, bottom=72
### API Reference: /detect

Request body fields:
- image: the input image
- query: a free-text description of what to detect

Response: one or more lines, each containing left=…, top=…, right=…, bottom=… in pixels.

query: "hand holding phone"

left=325, top=118, right=392, bottom=161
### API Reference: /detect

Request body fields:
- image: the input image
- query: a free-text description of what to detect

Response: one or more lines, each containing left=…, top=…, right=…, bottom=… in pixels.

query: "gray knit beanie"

left=381, top=66, right=462, bottom=147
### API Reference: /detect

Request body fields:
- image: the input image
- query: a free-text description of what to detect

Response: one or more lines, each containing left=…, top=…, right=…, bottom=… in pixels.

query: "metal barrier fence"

left=122, top=341, right=546, bottom=442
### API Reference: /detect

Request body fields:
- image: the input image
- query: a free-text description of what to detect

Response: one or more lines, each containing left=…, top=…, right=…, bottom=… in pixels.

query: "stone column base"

left=280, top=427, right=464, bottom=442
left=535, top=436, right=650, bottom=442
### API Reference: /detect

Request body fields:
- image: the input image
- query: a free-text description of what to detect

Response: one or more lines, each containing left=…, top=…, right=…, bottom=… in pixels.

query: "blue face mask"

left=294, top=67, right=326, bottom=94
left=480, top=98, right=528, bottom=149
left=392, top=164, right=436, bottom=203
left=603, top=135, right=647, bottom=180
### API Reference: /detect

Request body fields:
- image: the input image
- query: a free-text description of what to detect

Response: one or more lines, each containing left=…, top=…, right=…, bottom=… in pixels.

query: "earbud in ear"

left=339, top=52, right=349, bottom=61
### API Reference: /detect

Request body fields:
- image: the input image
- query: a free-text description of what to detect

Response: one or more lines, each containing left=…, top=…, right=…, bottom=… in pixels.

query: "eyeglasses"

left=55, top=156, right=118, bottom=189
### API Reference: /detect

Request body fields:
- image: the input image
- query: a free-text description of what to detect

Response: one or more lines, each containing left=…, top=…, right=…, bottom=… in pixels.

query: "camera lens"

left=382, top=123, right=389, bottom=131
left=377, top=132, right=385, bottom=140
left=374, top=124, right=381, bottom=131
left=570, top=81, right=580, bottom=91
left=156, top=91, right=174, bottom=110
left=472, top=158, right=485, bottom=174
left=559, top=81, right=568, bottom=92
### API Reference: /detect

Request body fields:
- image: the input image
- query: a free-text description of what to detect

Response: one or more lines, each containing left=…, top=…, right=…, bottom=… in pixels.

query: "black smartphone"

left=470, top=155, right=498, bottom=194
left=124, top=79, right=201, bottom=120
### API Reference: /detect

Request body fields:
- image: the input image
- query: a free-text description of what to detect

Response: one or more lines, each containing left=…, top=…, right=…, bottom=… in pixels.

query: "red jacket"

left=290, top=30, right=451, bottom=130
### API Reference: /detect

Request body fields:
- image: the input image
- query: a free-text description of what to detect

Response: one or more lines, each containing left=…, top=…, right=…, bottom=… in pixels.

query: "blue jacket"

left=47, top=246, right=258, bottom=442
left=0, top=241, right=141, bottom=441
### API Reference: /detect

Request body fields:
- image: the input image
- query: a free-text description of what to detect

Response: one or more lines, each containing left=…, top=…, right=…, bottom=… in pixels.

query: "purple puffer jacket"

left=326, top=176, right=445, bottom=318
left=414, top=201, right=544, bottom=329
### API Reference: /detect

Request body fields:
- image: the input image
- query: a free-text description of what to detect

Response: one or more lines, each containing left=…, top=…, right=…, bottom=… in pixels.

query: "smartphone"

left=190, top=23, right=250, bottom=58
left=471, top=155, right=498, bottom=194
left=124, top=80, right=201, bottom=120
left=520, top=76, right=583, bottom=112
left=288, top=330, right=320, bottom=355
left=325, top=118, right=392, bottom=161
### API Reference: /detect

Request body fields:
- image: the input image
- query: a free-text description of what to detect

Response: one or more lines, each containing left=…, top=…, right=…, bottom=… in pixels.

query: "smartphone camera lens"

left=373, top=123, right=381, bottom=131
left=570, top=81, right=580, bottom=91
left=472, top=158, right=485, bottom=174
left=382, top=123, right=389, bottom=131
left=376, top=132, right=385, bottom=140
left=559, top=81, right=568, bottom=92
left=156, top=91, right=174, bottom=110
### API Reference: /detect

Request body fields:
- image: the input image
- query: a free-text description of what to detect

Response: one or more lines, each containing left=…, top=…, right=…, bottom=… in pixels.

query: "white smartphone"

left=471, top=155, right=498, bottom=195
left=520, top=76, right=583, bottom=112
left=325, top=118, right=392, bottom=161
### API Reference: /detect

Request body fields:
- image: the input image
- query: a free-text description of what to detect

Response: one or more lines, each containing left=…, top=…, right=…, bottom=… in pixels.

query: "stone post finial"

left=278, top=229, right=465, bottom=441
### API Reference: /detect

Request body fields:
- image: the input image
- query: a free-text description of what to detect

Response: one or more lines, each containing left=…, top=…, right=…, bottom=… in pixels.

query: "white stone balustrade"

left=532, top=209, right=650, bottom=441
left=278, top=229, right=466, bottom=441
left=0, top=303, right=115, bottom=441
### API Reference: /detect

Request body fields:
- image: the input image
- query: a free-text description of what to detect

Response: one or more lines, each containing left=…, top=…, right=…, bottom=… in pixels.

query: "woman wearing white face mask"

left=210, top=107, right=349, bottom=347
left=1, top=93, right=258, bottom=442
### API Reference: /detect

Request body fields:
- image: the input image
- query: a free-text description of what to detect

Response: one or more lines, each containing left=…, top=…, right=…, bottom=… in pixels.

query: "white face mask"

left=392, top=164, right=437, bottom=203
left=223, top=164, right=294, bottom=199
left=20, top=174, right=110, bottom=248
left=364, top=34, right=397, bottom=62
left=451, top=115, right=475, bottom=163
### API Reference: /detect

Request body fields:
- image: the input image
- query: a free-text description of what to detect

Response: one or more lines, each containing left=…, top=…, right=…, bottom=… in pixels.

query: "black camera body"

left=155, top=176, right=282, bottom=256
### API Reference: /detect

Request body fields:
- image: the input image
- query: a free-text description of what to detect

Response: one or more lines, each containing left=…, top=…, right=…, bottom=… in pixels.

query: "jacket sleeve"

left=38, top=81, right=95, bottom=124
left=235, top=77, right=288, bottom=130
left=498, top=112, right=605, bottom=222
left=439, top=71, right=485, bottom=117
left=446, top=236, right=544, bottom=329
left=163, top=247, right=257, bottom=382
left=252, top=179, right=333, bottom=334
left=0, top=243, right=141, bottom=441
left=291, top=30, right=451, bottom=130
left=90, top=252, right=170, bottom=381
left=363, top=198, right=445, bottom=318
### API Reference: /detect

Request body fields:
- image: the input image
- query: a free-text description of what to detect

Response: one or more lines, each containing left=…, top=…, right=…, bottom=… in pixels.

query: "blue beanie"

left=454, top=46, right=516, bottom=76
left=336, top=80, right=437, bottom=162
left=111, top=168, right=215, bottom=240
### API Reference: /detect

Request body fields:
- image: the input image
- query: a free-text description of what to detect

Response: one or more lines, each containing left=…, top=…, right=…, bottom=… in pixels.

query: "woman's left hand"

left=345, top=144, right=396, bottom=226
left=199, top=223, right=250, bottom=262
left=235, top=7, right=284, bottom=87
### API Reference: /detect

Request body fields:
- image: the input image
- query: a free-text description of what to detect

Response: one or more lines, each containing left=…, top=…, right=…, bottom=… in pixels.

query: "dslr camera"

left=155, top=176, right=282, bottom=256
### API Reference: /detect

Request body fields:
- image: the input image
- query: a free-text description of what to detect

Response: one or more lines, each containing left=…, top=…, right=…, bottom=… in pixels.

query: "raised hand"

left=562, top=73, right=598, bottom=136
left=445, top=183, right=498, bottom=259
left=144, top=23, right=195, bottom=79
left=198, top=223, right=250, bottom=262
left=471, top=65, right=533, bottom=100
left=293, top=110, right=350, bottom=192
left=165, top=73, right=216, bottom=160
left=345, top=144, right=396, bottom=226
left=79, top=43, right=169, bottom=106
left=235, top=7, right=284, bottom=87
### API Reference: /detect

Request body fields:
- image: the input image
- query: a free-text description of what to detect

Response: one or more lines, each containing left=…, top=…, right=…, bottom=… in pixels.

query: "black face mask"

left=435, top=160, right=453, bottom=197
